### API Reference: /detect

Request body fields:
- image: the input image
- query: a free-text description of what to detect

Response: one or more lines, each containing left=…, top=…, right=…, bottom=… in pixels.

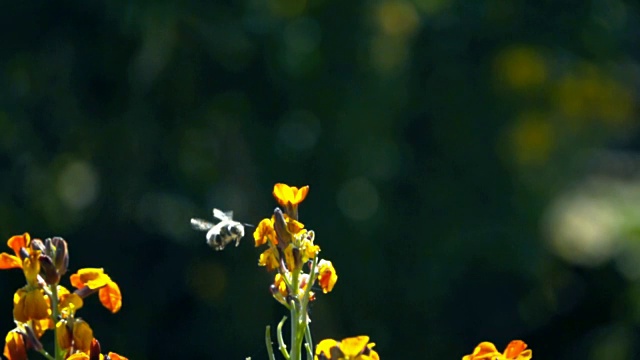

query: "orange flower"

left=462, top=340, right=532, bottom=360
left=317, top=260, right=338, bottom=293
left=315, top=336, right=379, bottom=360
left=3, top=330, right=26, bottom=360
left=273, top=183, right=309, bottom=208
left=0, top=233, right=31, bottom=270
left=70, top=268, right=122, bottom=313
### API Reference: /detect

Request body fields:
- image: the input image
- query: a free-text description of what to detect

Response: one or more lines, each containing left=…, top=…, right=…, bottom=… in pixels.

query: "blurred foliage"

left=1, top=0, right=640, bottom=359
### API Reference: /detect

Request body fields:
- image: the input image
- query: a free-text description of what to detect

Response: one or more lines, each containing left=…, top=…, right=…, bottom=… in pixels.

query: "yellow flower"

left=70, top=268, right=122, bottom=313
left=0, top=233, right=32, bottom=270
left=73, top=320, right=93, bottom=354
left=107, top=353, right=128, bottom=360
left=284, top=244, right=297, bottom=271
left=300, top=231, right=320, bottom=262
left=259, top=248, right=280, bottom=271
left=462, top=340, right=532, bottom=360
left=317, top=260, right=338, bottom=293
left=56, top=319, right=72, bottom=350
left=66, top=337, right=128, bottom=360
left=3, top=330, right=27, bottom=360
left=67, top=354, right=90, bottom=360
left=58, top=285, right=84, bottom=316
left=22, top=251, right=41, bottom=285
left=67, top=352, right=128, bottom=360
left=274, top=274, right=288, bottom=297
left=13, top=287, right=49, bottom=322
left=32, top=317, right=53, bottom=338
left=273, top=183, right=309, bottom=208
left=315, top=336, right=379, bottom=360
left=254, top=218, right=277, bottom=247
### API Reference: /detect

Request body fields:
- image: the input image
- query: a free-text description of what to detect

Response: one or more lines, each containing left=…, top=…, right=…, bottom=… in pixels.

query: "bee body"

left=191, top=209, right=247, bottom=251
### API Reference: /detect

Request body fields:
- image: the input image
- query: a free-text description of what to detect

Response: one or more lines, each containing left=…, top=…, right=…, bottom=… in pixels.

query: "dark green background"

left=1, top=0, right=640, bottom=359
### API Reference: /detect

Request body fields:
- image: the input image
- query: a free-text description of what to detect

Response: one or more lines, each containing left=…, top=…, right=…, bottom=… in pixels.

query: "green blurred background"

left=1, top=0, right=640, bottom=359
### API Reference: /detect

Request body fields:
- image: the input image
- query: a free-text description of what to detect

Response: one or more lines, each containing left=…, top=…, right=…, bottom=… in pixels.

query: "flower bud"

left=90, top=338, right=102, bottom=360
left=52, top=237, right=69, bottom=276
left=30, top=239, right=45, bottom=252
left=38, top=254, right=60, bottom=285
left=273, top=208, right=292, bottom=249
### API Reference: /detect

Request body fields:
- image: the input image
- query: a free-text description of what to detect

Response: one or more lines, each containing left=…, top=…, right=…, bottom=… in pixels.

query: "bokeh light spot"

left=269, top=0, right=307, bottom=18
left=494, top=46, right=547, bottom=89
left=277, top=110, right=321, bottom=153
left=508, top=112, right=555, bottom=166
left=56, top=161, right=99, bottom=211
left=377, top=1, right=420, bottom=37
left=544, top=183, right=622, bottom=266
left=337, top=177, right=380, bottom=221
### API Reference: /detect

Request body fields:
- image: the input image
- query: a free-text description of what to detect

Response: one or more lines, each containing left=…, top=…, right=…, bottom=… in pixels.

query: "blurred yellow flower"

left=317, top=259, right=338, bottom=293
left=508, top=112, right=555, bottom=166
left=495, top=46, right=547, bottom=90
left=316, top=336, right=379, bottom=360
left=462, top=340, right=532, bottom=360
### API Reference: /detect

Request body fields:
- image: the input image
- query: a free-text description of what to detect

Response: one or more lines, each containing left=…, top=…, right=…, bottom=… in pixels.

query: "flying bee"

left=190, top=208, right=250, bottom=251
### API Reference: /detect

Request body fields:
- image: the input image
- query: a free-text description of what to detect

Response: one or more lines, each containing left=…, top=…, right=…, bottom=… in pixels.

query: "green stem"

left=304, top=323, right=313, bottom=360
left=290, top=299, right=299, bottom=360
left=50, top=284, right=61, bottom=360
left=265, top=326, right=276, bottom=360
left=38, top=348, right=56, bottom=360
left=277, top=316, right=290, bottom=360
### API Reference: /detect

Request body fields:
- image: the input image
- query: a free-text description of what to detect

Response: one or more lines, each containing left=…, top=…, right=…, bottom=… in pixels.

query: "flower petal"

left=7, top=233, right=30, bottom=256
left=71, top=268, right=110, bottom=289
left=107, top=353, right=128, bottom=360
left=503, top=340, right=528, bottom=359
left=3, top=330, right=27, bottom=360
left=0, top=254, right=22, bottom=269
left=273, top=184, right=295, bottom=206
left=99, top=281, right=122, bottom=313
left=339, top=336, right=370, bottom=357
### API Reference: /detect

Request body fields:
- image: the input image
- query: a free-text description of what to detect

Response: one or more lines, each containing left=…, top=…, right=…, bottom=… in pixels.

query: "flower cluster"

left=0, top=233, right=126, bottom=360
left=254, top=184, right=377, bottom=360
left=253, top=184, right=337, bottom=306
left=462, top=340, right=532, bottom=360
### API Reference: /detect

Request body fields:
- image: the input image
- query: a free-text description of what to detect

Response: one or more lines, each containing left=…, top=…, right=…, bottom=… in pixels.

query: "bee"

left=190, top=208, right=248, bottom=251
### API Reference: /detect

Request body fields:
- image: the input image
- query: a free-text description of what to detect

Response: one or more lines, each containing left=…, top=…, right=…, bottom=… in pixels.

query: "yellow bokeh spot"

left=268, top=0, right=307, bottom=18
left=495, top=46, right=547, bottom=90
left=508, top=112, right=555, bottom=166
left=376, top=1, right=420, bottom=37
left=370, top=34, right=409, bottom=74
left=554, top=66, right=634, bottom=127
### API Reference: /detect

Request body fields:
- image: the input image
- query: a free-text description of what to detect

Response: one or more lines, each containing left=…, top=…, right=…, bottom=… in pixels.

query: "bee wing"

left=190, top=218, right=214, bottom=231
left=212, top=208, right=232, bottom=221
